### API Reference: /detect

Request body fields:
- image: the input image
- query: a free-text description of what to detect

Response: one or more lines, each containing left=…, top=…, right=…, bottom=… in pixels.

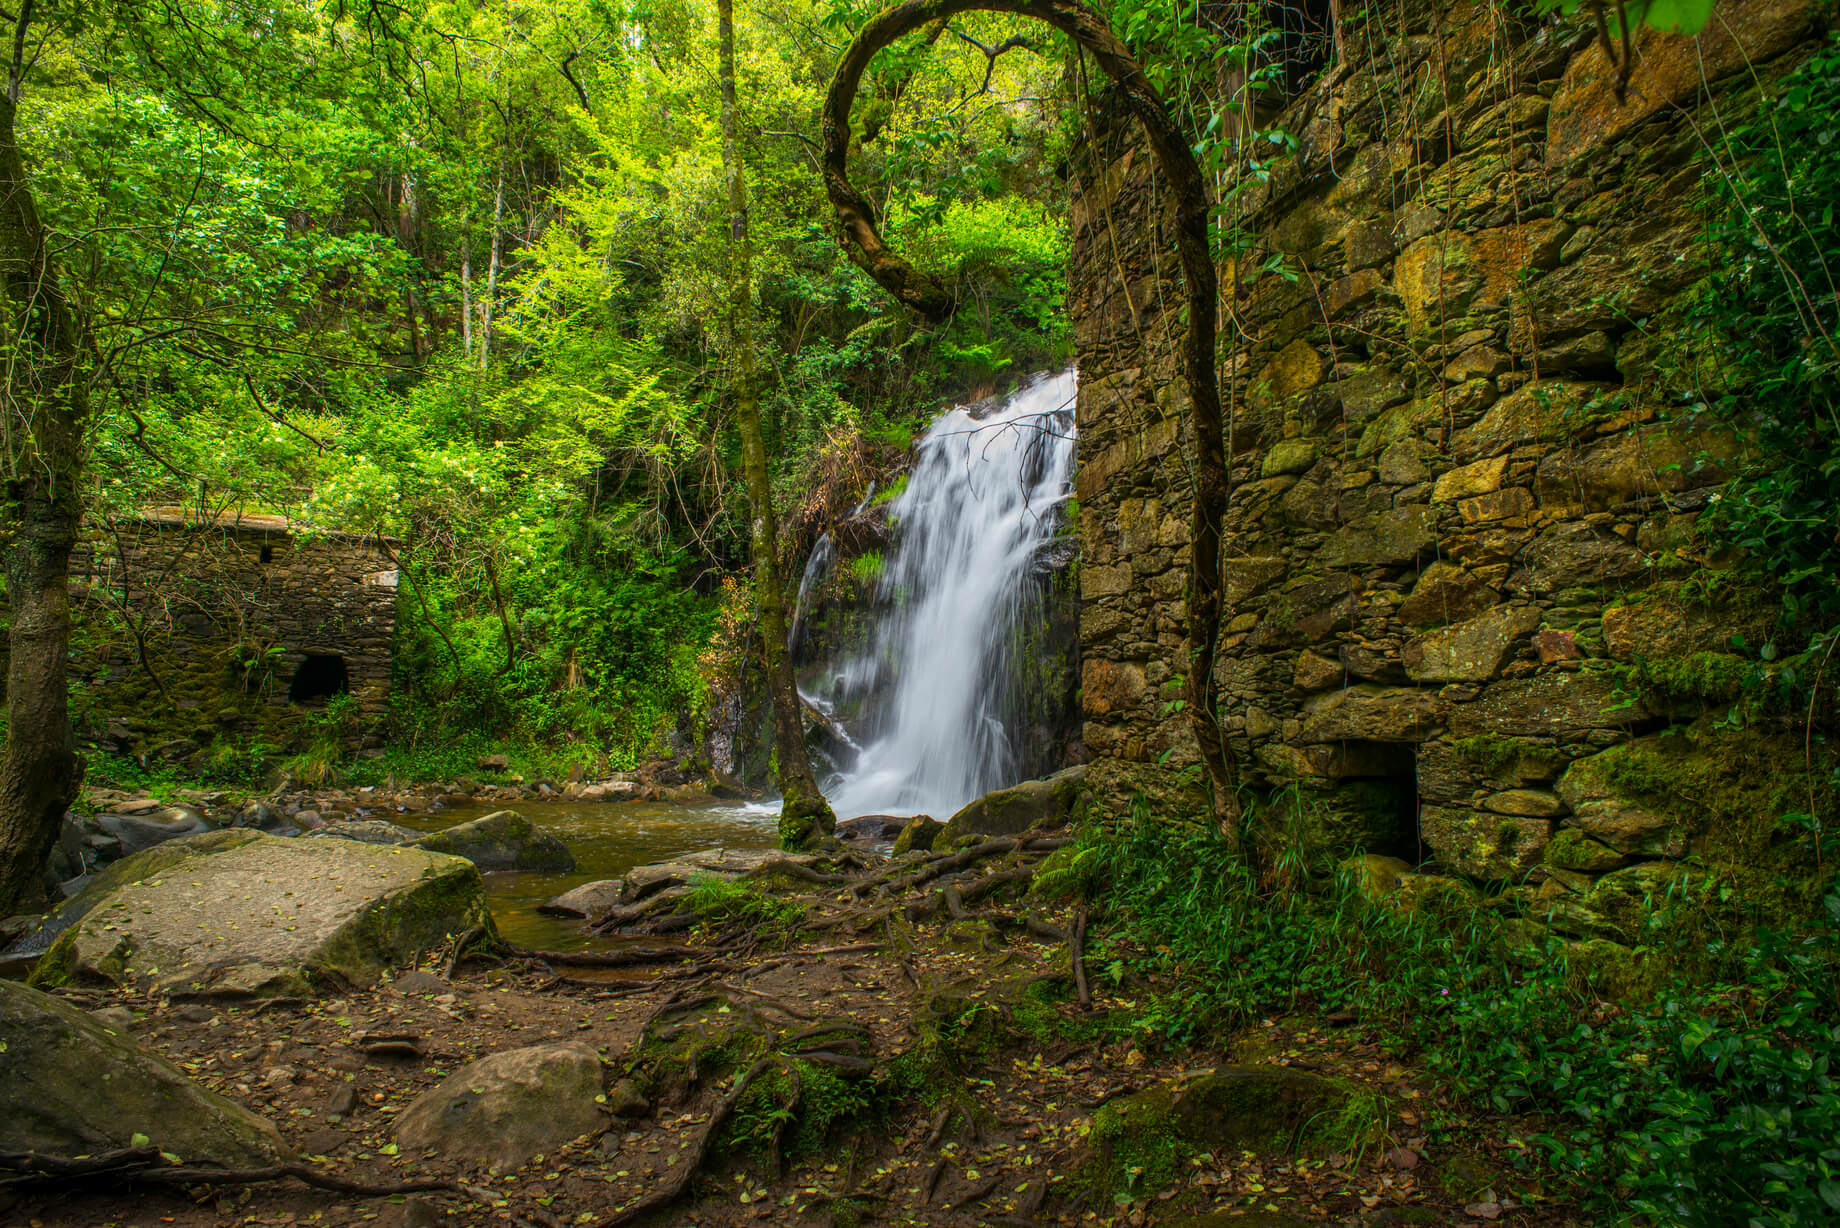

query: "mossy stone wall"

left=1067, top=0, right=1829, bottom=955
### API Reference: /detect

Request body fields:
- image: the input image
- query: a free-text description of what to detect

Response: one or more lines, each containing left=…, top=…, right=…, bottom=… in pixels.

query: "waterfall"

left=799, top=369, right=1078, bottom=819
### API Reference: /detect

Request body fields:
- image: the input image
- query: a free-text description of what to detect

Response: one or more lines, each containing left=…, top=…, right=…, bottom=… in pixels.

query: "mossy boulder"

left=940, top=764, right=1086, bottom=844
left=893, top=815, right=944, bottom=854
left=1087, top=1066, right=1387, bottom=1199
left=412, top=809, right=575, bottom=872
left=0, top=978, right=288, bottom=1165
left=30, top=829, right=490, bottom=997
left=395, top=1042, right=605, bottom=1171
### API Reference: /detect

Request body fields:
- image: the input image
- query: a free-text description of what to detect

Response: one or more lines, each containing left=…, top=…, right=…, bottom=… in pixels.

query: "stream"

left=394, top=800, right=779, bottom=950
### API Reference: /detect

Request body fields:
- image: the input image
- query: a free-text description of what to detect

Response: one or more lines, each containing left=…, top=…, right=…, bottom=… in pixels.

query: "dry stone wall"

left=66, top=509, right=399, bottom=751
left=1070, top=0, right=1827, bottom=953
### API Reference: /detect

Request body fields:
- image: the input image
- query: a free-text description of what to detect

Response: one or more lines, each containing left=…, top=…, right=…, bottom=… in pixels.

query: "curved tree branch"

left=821, top=0, right=1239, bottom=831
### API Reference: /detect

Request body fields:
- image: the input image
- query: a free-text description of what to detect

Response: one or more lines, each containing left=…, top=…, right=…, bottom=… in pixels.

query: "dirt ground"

left=4, top=837, right=1586, bottom=1228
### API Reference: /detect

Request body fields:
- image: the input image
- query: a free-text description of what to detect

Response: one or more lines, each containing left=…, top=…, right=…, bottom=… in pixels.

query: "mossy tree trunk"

left=718, top=0, right=836, bottom=849
left=0, top=52, right=89, bottom=912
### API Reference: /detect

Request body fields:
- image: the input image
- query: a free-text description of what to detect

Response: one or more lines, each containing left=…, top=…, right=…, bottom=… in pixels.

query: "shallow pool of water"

left=393, top=800, right=781, bottom=949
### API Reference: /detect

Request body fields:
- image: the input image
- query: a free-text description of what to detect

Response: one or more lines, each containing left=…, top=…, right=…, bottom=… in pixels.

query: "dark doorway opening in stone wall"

left=289, top=654, right=349, bottom=704
left=1325, top=741, right=1420, bottom=863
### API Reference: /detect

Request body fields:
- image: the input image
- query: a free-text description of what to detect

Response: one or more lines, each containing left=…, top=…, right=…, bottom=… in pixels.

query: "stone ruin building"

left=63, top=507, right=398, bottom=757
left=1067, top=0, right=1824, bottom=972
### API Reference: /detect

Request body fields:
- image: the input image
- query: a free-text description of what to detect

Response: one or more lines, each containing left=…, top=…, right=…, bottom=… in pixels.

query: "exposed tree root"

left=0, top=1147, right=459, bottom=1196
left=590, top=1057, right=783, bottom=1228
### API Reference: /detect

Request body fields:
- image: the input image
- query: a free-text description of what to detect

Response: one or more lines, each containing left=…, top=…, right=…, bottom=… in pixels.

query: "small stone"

left=298, top=1127, right=347, bottom=1156
left=88, top=1006, right=136, bottom=1032
left=390, top=970, right=450, bottom=995
left=388, top=1196, right=443, bottom=1228
left=606, top=1077, right=649, bottom=1118
left=323, top=1082, right=359, bottom=1118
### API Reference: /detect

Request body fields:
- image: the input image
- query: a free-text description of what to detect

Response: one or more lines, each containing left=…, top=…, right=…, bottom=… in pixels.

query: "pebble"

left=323, top=1081, right=360, bottom=1117
left=88, top=1006, right=136, bottom=1032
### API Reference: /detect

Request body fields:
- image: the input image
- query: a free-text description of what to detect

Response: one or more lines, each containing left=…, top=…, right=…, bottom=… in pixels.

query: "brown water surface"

left=393, top=799, right=780, bottom=949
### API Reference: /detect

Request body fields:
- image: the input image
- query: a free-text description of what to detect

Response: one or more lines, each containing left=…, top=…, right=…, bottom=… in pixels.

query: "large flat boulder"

left=30, top=829, right=490, bottom=998
left=0, top=979, right=287, bottom=1166
left=412, top=810, right=575, bottom=872
left=395, top=1042, right=604, bottom=1170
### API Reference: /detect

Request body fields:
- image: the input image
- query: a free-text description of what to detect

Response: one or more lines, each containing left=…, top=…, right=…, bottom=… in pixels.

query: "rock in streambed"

left=394, top=1041, right=605, bottom=1170
left=411, top=809, right=575, bottom=872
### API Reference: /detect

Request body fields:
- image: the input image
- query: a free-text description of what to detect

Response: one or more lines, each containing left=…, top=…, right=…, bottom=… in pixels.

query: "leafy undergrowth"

left=1045, top=812, right=1840, bottom=1226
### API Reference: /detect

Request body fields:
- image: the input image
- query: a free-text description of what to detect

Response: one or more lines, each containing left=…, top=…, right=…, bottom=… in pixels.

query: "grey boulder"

left=0, top=978, right=287, bottom=1165
left=413, top=810, right=575, bottom=873
left=394, top=1042, right=604, bottom=1170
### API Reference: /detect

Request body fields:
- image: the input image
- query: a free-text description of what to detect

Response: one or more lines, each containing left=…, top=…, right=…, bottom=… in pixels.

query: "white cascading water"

left=799, top=369, right=1077, bottom=819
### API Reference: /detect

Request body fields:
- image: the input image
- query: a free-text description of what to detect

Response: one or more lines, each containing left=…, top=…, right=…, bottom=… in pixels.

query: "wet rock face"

left=29, top=830, right=490, bottom=997
left=0, top=978, right=288, bottom=1166
left=394, top=1042, right=605, bottom=1171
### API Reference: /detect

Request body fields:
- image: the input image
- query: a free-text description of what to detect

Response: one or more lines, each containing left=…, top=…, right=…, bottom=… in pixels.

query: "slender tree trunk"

left=718, top=0, right=835, bottom=849
left=0, top=84, right=88, bottom=913
left=480, top=160, right=506, bottom=372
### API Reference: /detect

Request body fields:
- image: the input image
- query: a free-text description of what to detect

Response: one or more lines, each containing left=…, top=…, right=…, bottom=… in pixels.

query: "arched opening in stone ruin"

left=288, top=653, right=349, bottom=704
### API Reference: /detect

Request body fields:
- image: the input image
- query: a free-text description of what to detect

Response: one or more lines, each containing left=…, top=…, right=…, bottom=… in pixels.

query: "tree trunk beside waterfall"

left=718, top=0, right=836, bottom=848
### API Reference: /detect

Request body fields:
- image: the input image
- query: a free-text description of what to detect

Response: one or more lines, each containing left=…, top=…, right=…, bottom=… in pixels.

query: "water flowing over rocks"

left=28, top=830, right=489, bottom=997
left=796, top=370, right=1082, bottom=820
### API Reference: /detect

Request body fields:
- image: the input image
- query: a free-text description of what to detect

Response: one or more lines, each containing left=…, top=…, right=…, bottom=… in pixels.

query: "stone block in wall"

left=1299, top=685, right=1446, bottom=744
left=1225, top=556, right=1286, bottom=606
left=1599, top=596, right=1769, bottom=663
left=1452, top=380, right=1603, bottom=462
left=1483, top=788, right=1566, bottom=818
left=1555, top=749, right=1691, bottom=857
left=1082, top=658, right=1147, bottom=718
left=1522, top=521, right=1649, bottom=593
left=1541, top=863, right=1695, bottom=944
left=1448, top=669, right=1644, bottom=739
left=1534, top=423, right=1735, bottom=510
left=1431, top=456, right=1508, bottom=503
left=1320, top=505, right=1436, bottom=569
left=1420, top=804, right=1551, bottom=880
left=1330, top=365, right=1413, bottom=423
left=1403, top=605, right=1542, bottom=683
left=1546, top=0, right=1821, bottom=167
